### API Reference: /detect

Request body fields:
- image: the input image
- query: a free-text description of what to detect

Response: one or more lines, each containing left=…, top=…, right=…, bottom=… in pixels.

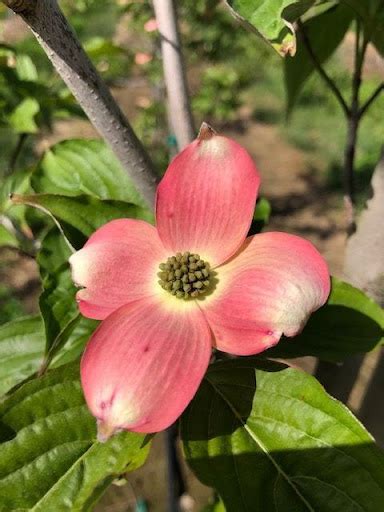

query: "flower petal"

left=156, top=128, right=260, bottom=266
left=69, top=219, right=168, bottom=320
left=81, top=298, right=212, bottom=435
left=200, top=232, right=330, bottom=355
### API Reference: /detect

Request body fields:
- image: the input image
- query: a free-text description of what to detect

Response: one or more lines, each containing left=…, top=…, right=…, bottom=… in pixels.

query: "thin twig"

left=2, top=0, right=158, bottom=209
left=343, top=22, right=368, bottom=212
left=153, top=0, right=195, bottom=149
left=359, top=83, right=384, bottom=119
left=297, top=19, right=350, bottom=118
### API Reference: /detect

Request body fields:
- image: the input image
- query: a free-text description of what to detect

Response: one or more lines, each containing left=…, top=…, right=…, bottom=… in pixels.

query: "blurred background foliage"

left=0, top=0, right=382, bottom=185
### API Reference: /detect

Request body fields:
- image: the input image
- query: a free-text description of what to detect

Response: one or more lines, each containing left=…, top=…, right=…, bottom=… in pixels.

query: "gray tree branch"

left=3, top=0, right=158, bottom=208
left=153, top=0, right=195, bottom=149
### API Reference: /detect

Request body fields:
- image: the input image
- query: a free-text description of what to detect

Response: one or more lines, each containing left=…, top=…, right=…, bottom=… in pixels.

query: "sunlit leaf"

left=224, top=0, right=323, bottom=56
left=0, top=362, right=151, bottom=511
left=0, top=316, right=44, bottom=396
left=32, top=139, right=148, bottom=207
left=182, top=358, right=384, bottom=511
left=8, top=98, right=40, bottom=134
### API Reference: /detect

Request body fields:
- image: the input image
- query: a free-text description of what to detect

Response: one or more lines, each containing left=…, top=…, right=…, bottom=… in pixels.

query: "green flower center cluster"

left=158, top=252, right=211, bottom=299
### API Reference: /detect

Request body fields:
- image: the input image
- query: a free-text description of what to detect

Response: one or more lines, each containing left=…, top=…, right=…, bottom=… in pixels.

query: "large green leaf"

left=370, top=7, right=384, bottom=57
left=343, top=0, right=384, bottom=55
left=284, top=3, right=353, bottom=112
left=11, top=192, right=153, bottom=249
left=32, top=139, right=147, bottom=206
left=0, top=316, right=44, bottom=397
left=39, top=264, right=78, bottom=357
left=342, top=0, right=383, bottom=21
left=0, top=362, right=150, bottom=511
left=182, top=358, right=384, bottom=511
left=265, top=277, right=384, bottom=362
left=37, top=228, right=97, bottom=367
left=0, top=313, right=97, bottom=397
left=224, top=0, right=323, bottom=56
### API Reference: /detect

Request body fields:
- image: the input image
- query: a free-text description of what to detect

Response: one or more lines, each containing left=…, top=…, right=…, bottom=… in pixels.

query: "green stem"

left=343, top=21, right=368, bottom=211
left=358, top=82, right=384, bottom=119
left=297, top=19, right=350, bottom=117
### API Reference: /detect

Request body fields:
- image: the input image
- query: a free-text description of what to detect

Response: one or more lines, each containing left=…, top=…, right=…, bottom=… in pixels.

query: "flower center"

left=158, top=252, right=211, bottom=299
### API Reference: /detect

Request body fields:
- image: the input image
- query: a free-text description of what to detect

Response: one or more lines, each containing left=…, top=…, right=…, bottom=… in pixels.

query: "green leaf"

left=0, top=224, right=19, bottom=249
left=12, top=193, right=153, bottom=249
left=252, top=197, right=271, bottom=233
left=36, top=228, right=97, bottom=367
left=51, top=316, right=99, bottom=369
left=8, top=98, right=40, bottom=134
left=284, top=3, right=353, bottom=112
left=0, top=168, right=31, bottom=233
left=265, top=277, right=384, bottom=362
left=201, top=497, right=226, bottom=512
left=342, top=0, right=382, bottom=22
left=0, top=316, right=44, bottom=397
left=37, top=226, right=73, bottom=279
left=371, top=10, right=384, bottom=57
left=182, top=358, right=384, bottom=512
left=0, top=362, right=150, bottom=511
left=12, top=194, right=152, bottom=249
left=39, top=264, right=79, bottom=357
left=224, top=0, right=321, bottom=56
left=32, top=139, right=147, bottom=207
left=15, top=55, right=38, bottom=82
left=343, top=0, right=384, bottom=56
left=0, top=312, right=96, bottom=398
left=84, top=37, right=125, bottom=59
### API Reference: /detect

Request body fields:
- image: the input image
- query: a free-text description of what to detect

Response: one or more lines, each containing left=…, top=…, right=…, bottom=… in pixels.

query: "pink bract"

left=70, top=124, right=330, bottom=440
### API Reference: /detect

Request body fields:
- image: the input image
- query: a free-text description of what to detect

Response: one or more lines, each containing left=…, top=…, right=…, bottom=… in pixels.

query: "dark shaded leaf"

left=266, top=277, right=384, bottom=361
left=182, top=358, right=384, bottom=511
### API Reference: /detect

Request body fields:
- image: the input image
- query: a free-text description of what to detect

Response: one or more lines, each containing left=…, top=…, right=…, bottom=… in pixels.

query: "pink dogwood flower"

left=134, top=52, right=153, bottom=65
left=70, top=124, right=330, bottom=441
left=144, top=18, right=158, bottom=33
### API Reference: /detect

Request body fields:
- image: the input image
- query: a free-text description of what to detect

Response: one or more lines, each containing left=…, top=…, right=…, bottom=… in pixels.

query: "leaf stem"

left=343, top=21, right=368, bottom=214
left=358, top=83, right=384, bottom=119
left=297, top=19, right=350, bottom=118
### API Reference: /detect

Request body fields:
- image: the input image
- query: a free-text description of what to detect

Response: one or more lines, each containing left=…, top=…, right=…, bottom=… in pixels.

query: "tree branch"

left=359, top=82, right=384, bottom=119
left=3, top=0, right=158, bottom=208
left=297, top=19, right=350, bottom=118
left=153, top=0, right=195, bottom=149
